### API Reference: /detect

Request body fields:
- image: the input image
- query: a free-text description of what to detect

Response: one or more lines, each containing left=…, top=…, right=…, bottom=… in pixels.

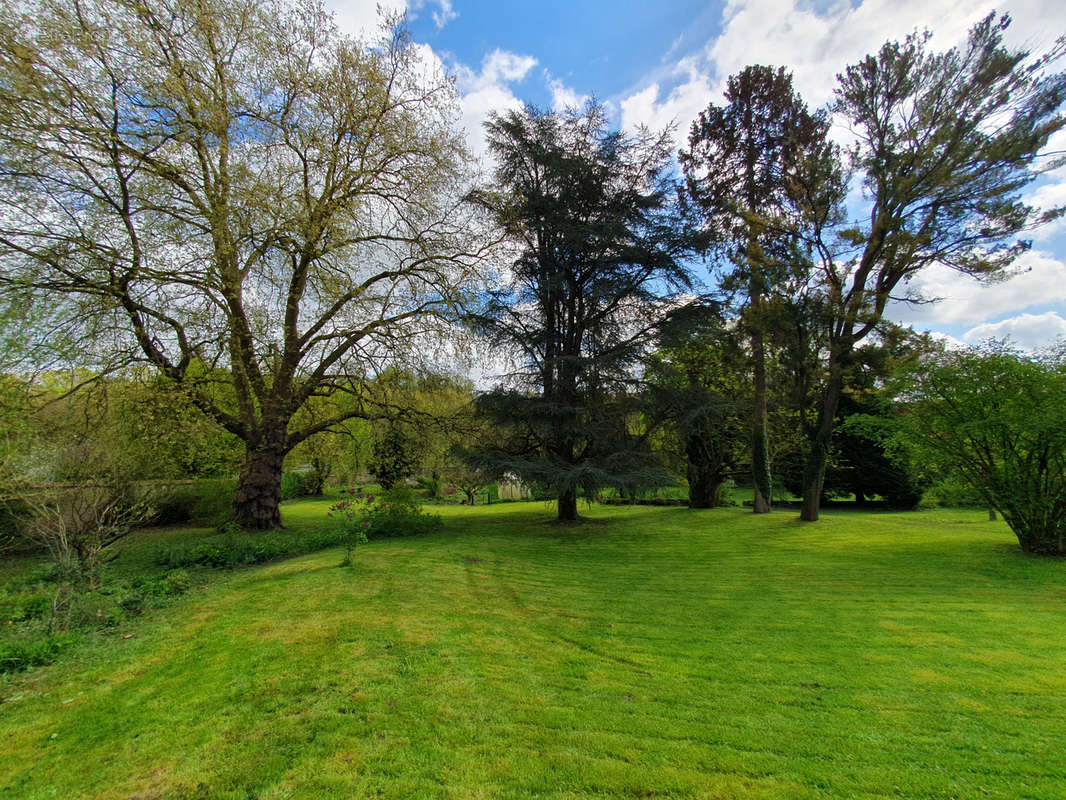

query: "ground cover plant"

left=1, top=500, right=1063, bottom=799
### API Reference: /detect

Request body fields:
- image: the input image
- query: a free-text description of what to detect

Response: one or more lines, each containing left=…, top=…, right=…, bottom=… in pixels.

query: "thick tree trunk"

left=988, top=508, right=997, bottom=521
left=233, top=440, right=286, bottom=530
left=800, top=366, right=845, bottom=522
left=688, top=461, right=723, bottom=509
left=558, top=488, right=579, bottom=521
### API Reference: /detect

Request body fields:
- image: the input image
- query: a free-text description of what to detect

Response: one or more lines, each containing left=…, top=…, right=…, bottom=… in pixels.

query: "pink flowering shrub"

left=327, top=487, right=442, bottom=564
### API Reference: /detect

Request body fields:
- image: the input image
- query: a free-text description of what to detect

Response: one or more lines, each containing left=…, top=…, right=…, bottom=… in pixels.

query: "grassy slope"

left=0, top=502, right=1063, bottom=799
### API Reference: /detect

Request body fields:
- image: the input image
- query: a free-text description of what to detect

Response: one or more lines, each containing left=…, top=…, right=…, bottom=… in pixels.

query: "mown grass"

left=0, top=501, right=1063, bottom=799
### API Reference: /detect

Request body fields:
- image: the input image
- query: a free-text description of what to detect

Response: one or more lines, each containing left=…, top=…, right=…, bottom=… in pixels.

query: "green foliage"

left=107, top=377, right=244, bottom=480
left=367, top=487, right=443, bottom=538
left=647, top=311, right=748, bottom=508
left=469, top=103, right=698, bottom=519
left=328, top=487, right=442, bottom=545
left=154, top=527, right=353, bottom=570
left=920, top=474, right=987, bottom=509
left=0, top=566, right=194, bottom=674
left=280, top=472, right=309, bottom=501
left=0, top=589, right=51, bottom=623
left=442, top=461, right=494, bottom=505
left=0, top=634, right=72, bottom=674
left=896, top=343, right=1066, bottom=554
left=369, top=425, right=424, bottom=491
left=151, top=479, right=237, bottom=527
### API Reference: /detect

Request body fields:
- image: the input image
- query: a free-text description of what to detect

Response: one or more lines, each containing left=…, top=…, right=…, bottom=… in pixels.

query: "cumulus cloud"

left=962, top=312, right=1066, bottom=350
left=888, top=250, right=1066, bottom=327
left=618, top=0, right=1063, bottom=145
left=323, top=0, right=407, bottom=40
left=547, top=75, right=590, bottom=112
left=927, top=330, right=970, bottom=350
left=618, top=58, right=714, bottom=137
left=453, top=50, right=539, bottom=158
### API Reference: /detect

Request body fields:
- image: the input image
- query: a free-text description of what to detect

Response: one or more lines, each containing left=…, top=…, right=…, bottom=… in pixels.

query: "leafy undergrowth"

left=1, top=502, right=1064, bottom=799
left=0, top=565, right=195, bottom=675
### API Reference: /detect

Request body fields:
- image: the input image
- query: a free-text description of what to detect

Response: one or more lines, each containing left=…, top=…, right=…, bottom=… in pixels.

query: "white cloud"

left=618, top=58, right=714, bottom=137
left=1027, top=178, right=1066, bottom=241
left=962, top=312, right=1066, bottom=350
left=453, top=50, right=539, bottom=159
left=708, top=0, right=1061, bottom=108
left=617, top=0, right=1063, bottom=146
left=889, top=250, right=1066, bottom=327
left=927, top=330, right=970, bottom=351
left=455, top=50, right=538, bottom=93
left=707, top=0, right=998, bottom=108
left=1024, top=128, right=1066, bottom=240
left=547, top=75, right=590, bottom=112
left=411, top=0, right=458, bottom=31
left=323, top=0, right=407, bottom=40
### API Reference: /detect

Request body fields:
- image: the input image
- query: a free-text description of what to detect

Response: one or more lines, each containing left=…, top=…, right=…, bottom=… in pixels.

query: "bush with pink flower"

left=328, top=487, right=442, bottom=564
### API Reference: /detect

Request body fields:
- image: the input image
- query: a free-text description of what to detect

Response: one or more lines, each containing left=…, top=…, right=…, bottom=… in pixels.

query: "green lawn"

left=1, top=502, right=1063, bottom=799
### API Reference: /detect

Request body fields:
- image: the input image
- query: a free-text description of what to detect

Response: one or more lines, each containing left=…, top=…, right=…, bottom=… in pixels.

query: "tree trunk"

left=688, top=461, right=723, bottom=509
left=988, top=508, right=997, bottom=521
left=800, top=367, right=845, bottom=522
left=233, top=440, right=286, bottom=530
left=558, top=488, right=579, bottom=521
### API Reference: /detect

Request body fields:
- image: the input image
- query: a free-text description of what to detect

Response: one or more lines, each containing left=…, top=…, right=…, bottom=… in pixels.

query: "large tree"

left=681, top=66, right=844, bottom=514
left=469, top=103, right=699, bottom=521
left=798, top=14, right=1066, bottom=521
left=0, top=0, right=487, bottom=528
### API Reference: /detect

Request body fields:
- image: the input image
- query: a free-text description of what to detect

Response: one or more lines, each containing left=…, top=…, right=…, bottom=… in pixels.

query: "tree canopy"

left=467, top=103, right=700, bottom=520
left=0, top=0, right=489, bottom=527
left=797, top=13, right=1066, bottom=521
left=681, top=65, right=844, bottom=513
left=896, top=343, right=1066, bottom=555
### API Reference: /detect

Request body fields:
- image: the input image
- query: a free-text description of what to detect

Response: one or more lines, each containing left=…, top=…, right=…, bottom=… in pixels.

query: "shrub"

left=898, top=344, right=1066, bottom=555
left=155, top=527, right=351, bottom=570
left=280, top=472, right=308, bottom=501
left=151, top=479, right=235, bottom=527
left=0, top=635, right=72, bottom=674
left=920, top=474, right=986, bottom=509
left=19, top=483, right=156, bottom=580
left=329, top=486, right=442, bottom=542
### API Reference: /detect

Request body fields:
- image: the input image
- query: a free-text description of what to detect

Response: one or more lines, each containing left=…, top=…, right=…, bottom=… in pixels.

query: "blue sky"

left=329, top=0, right=1066, bottom=351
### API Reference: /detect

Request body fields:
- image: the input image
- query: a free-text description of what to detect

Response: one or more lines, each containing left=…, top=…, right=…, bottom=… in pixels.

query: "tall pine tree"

left=681, top=66, right=844, bottom=514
